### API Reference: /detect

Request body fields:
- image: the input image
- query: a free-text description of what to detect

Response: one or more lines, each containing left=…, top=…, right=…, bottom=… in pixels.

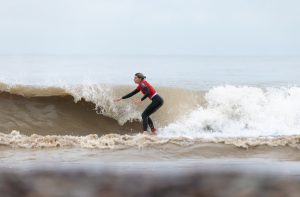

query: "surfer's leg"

left=141, top=96, right=164, bottom=131
left=148, top=117, right=154, bottom=129
left=142, top=110, right=150, bottom=131
left=146, top=96, right=164, bottom=116
left=142, top=102, right=157, bottom=131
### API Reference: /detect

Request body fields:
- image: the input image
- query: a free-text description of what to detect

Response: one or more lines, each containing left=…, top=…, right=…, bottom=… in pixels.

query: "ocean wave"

left=0, top=82, right=202, bottom=135
left=0, top=82, right=299, bottom=138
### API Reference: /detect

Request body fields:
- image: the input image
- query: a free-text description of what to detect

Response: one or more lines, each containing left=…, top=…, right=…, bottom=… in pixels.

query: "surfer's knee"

left=142, top=112, right=148, bottom=120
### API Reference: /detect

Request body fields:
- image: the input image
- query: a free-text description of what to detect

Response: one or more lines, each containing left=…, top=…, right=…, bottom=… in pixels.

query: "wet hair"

left=135, top=73, right=146, bottom=80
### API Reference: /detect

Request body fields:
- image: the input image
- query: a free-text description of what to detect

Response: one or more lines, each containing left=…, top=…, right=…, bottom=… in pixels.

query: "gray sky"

left=0, top=0, right=299, bottom=56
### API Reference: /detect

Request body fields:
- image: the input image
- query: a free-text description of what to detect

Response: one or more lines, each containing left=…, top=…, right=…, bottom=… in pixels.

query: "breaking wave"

left=0, top=82, right=300, bottom=149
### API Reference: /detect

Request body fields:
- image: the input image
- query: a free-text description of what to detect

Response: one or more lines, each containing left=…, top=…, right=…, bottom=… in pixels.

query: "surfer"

left=114, top=73, right=164, bottom=135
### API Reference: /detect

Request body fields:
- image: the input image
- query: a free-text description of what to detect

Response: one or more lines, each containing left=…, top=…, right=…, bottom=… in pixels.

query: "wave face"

left=0, top=82, right=202, bottom=135
left=0, top=82, right=300, bottom=149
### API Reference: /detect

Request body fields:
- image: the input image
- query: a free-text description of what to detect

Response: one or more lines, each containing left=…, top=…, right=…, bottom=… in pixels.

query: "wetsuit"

left=122, top=80, right=164, bottom=131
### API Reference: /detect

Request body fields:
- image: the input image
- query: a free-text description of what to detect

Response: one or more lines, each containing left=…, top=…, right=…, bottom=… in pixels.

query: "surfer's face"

left=134, top=76, right=141, bottom=84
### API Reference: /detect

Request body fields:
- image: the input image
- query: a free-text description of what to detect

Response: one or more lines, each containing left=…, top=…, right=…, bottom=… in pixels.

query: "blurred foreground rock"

left=0, top=170, right=299, bottom=197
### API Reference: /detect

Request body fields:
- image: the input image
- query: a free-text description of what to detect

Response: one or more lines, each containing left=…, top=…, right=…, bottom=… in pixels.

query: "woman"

left=114, top=73, right=164, bottom=135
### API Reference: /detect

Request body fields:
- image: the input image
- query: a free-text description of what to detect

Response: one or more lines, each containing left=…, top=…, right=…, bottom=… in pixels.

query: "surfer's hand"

left=114, top=98, right=122, bottom=102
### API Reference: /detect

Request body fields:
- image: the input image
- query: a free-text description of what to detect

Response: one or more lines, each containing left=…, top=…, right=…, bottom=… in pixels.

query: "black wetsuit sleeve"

left=122, top=89, right=140, bottom=99
left=141, top=87, right=150, bottom=101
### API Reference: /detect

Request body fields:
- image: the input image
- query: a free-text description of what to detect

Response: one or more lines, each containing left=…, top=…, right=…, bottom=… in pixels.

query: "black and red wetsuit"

left=122, top=80, right=164, bottom=131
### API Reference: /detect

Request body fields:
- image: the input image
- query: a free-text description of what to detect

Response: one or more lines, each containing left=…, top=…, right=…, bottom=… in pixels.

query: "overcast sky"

left=0, top=0, right=299, bottom=56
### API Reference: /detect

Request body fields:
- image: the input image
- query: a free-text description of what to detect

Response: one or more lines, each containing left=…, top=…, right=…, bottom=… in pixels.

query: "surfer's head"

left=134, top=73, right=146, bottom=84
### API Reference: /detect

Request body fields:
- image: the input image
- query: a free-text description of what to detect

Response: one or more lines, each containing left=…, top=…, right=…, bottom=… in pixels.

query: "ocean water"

left=1, top=55, right=300, bottom=89
left=0, top=55, right=300, bottom=173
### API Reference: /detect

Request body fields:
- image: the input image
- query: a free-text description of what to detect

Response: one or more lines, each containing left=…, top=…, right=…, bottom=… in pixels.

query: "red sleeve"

left=136, top=85, right=141, bottom=90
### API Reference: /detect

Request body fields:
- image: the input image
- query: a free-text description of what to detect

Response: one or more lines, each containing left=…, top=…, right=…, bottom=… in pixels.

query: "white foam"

left=2, top=130, right=300, bottom=150
left=159, top=85, right=300, bottom=138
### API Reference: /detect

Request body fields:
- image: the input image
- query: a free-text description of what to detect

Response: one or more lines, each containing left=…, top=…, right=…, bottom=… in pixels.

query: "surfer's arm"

left=122, top=89, right=140, bottom=99
left=141, top=87, right=150, bottom=101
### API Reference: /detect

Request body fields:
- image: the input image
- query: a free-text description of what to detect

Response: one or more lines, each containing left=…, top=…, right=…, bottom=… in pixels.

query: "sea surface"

left=0, top=55, right=300, bottom=175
